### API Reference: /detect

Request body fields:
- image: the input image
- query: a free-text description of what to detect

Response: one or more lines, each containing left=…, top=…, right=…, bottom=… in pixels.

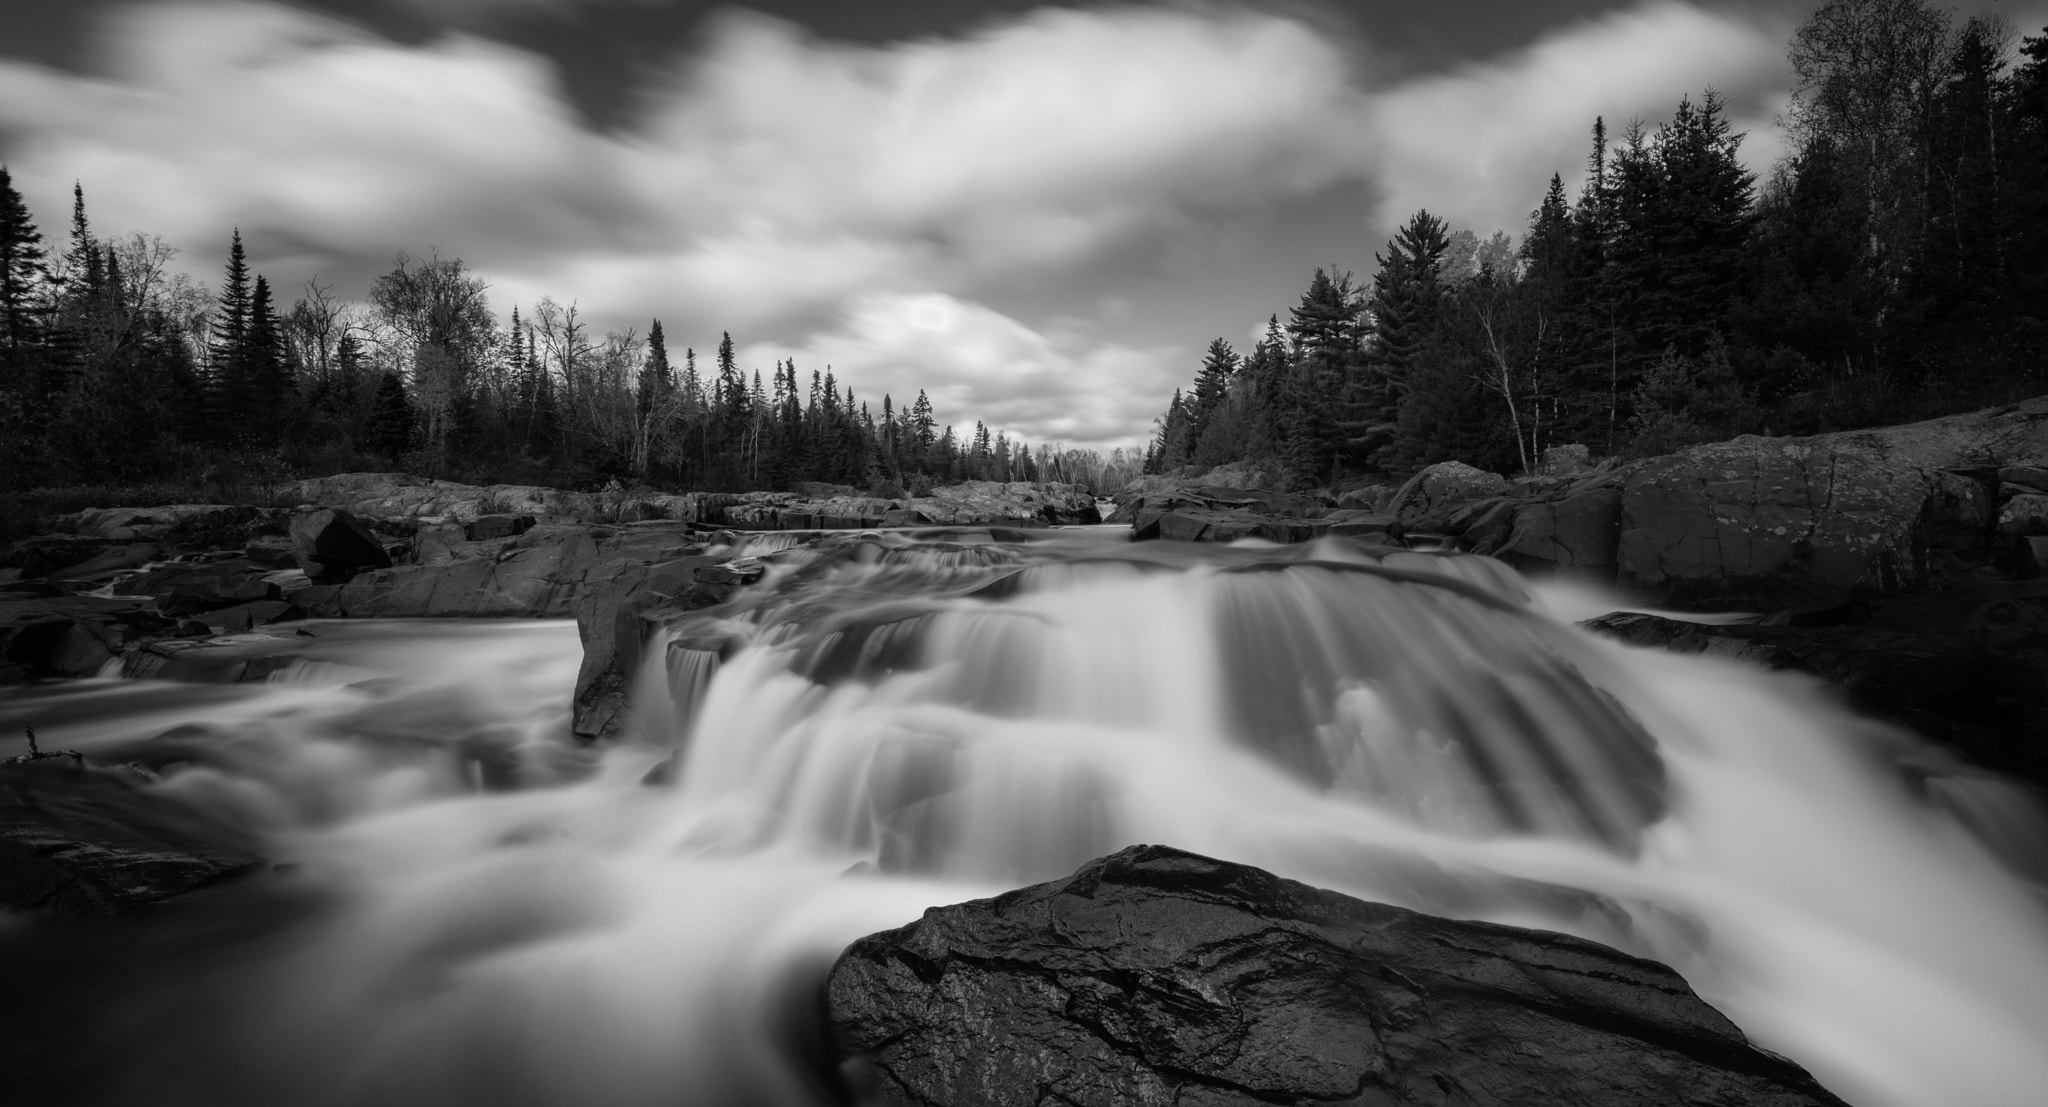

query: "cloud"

left=0, top=0, right=1812, bottom=448
left=738, top=292, right=1178, bottom=451
left=1368, top=0, right=1798, bottom=238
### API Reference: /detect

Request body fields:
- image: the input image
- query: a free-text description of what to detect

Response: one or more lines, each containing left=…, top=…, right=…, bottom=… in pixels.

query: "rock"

left=241, top=535, right=300, bottom=570
left=880, top=508, right=931, bottom=528
left=1996, top=493, right=2048, bottom=536
left=1582, top=581, right=2048, bottom=788
left=0, top=596, right=175, bottom=681
left=829, top=845, right=1848, bottom=1107
left=1495, top=484, right=1623, bottom=582
left=1618, top=438, right=1934, bottom=609
left=1334, top=484, right=1393, bottom=511
left=2022, top=536, right=2048, bottom=578
left=290, top=508, right=394, bottom=584
left=56, top=504, right=247, bottom=541
left=1812, top=394, right=2048, bottom=470
left=1320, top=510, right=1402, bottom=539
left=570, top=554, right=749, bottom=741
left=207, top=600, right=303, bottom=633
left=1540, top=442, right=1594, bottom=475
left=1930, top=471, right=1996, bottom=541
left=693, top=557, right=766, bottom=587
left=2000, top=465, right=2048, bottom=496
left=465, top=514, right=536, bottom=541
left=1387, top=460, right=1511, bottom=531
left=294, top=523, right=709, bottom=621
left=114, top=560, right=280, bottom=615
left=0, top=759, right=263, bottom=917
left=37, top=543, right=164, bottom=585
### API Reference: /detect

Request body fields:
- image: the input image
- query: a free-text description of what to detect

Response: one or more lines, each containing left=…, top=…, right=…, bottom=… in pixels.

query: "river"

left=2, top=527, right=2044, bottom=1107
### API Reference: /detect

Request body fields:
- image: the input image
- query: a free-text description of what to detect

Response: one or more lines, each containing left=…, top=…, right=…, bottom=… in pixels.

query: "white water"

left=4, top=531, right=2046, bottom=1107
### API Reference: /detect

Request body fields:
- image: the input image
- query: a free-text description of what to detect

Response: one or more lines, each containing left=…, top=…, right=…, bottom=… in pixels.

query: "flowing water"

left=3, top=528, right=2047, bottom=1107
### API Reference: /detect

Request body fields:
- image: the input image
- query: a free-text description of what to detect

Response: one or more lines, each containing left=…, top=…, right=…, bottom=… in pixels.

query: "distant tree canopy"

left=0, top=178, right=1145, bottom=495
left=1147, top=3, right=2048, bottom=486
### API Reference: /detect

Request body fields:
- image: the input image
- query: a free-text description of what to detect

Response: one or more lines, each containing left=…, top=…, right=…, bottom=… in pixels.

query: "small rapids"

left=3, top=528, right=2046, bottom=1107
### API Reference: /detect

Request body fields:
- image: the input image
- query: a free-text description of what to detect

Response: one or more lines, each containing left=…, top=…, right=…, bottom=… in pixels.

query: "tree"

left=244, top=274, right=292, bottom=447
left=368, top=249, right=493, bottom=454
left=1784, top=0, right=1952, bottom=336
left=1188, top=337, right=1238, bottom=457
left=207, top=229, right=254, bottom=439
left=0, top=166, right=50, bottom=400
left=364, top=370, right=416, bottom=460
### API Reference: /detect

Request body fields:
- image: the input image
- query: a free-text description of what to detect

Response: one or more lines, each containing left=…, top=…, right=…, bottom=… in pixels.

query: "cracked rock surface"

left=826, top=845, right=1848, bottom=1107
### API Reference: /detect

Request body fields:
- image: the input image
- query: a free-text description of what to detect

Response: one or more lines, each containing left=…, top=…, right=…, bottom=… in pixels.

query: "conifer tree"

left=207, top=229, right=253, bottom=437
left=0, top=165, right=50, bottom=396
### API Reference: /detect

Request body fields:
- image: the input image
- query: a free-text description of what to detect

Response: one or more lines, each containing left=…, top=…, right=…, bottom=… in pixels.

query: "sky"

left=2, top=0, right=2042, bottom=450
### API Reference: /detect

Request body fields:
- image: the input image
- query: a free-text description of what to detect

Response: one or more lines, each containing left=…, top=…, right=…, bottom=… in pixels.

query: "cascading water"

left=3, top=528, right=2046, bottom=1107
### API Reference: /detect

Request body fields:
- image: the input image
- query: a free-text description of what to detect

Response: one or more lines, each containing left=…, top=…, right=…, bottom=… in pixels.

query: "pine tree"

left=207, top=229, right=253, bottom=438
left=245, top=273, right=291, bottom=446
left=1188, top=337, right=1239, bottom=458
left=638, top=318, right=673, bottom=417
left=0, top=165, right=51, bottom=400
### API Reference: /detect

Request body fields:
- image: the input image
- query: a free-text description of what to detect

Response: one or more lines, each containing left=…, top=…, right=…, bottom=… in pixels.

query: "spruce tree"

left=0, top=165, right=50, bottom=399
left=1188, top=337, right=1238, bottom=457
left=245, top=273, right=291, bottom=446
left=208, top=229, right=253, bottom=438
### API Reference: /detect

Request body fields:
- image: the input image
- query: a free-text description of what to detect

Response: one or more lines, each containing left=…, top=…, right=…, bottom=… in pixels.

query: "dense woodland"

left=1149, top=2, right=2048, bottom=486
left=0, top=194, right=1140, bottom=500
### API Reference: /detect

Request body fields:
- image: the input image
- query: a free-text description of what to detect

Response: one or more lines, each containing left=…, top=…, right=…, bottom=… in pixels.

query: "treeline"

left=1151, top=1, right=2048, bottom=484
left=0, top=180, right=1142, bottom=497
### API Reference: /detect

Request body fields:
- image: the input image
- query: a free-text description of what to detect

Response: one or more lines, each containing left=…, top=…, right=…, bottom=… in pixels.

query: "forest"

left=0, top=195, right=1138, bottom=504
left=1148, top=2, right=2048, bottom=486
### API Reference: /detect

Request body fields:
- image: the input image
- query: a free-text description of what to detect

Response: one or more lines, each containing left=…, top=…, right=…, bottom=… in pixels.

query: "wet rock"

left=0, top=759, right=263, bottom=917
left=1583, top=581, right=2048, bottom=788
left=572, top=552, right=773, bottom=741
left=290, top=508, right=394, bottom=584
left=880, top=508, right=931, bottom=528
left=829, top=845, right=1849, bottom=1107
left=1618, top=438, right=1934, bottom=609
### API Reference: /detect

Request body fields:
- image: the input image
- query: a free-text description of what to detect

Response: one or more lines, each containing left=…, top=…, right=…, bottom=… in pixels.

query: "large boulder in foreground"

left=1619, top=437, right=1935, bottom=608
left=829, top=844, right=1847, bottom=1107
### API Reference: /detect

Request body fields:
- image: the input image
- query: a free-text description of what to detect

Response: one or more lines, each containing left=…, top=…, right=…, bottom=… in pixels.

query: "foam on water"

left=4, top=532, right=2046, bottom=1107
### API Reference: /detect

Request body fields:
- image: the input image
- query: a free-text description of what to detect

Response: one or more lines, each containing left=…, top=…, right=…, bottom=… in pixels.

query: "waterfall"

left=4, top=532, right=2045, bottom=1107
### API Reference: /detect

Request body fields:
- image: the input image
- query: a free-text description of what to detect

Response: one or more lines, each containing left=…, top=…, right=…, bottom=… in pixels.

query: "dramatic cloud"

left=1370, top=0, right=1798, bottom=238
left=0, top=0, right=1818, bottom=448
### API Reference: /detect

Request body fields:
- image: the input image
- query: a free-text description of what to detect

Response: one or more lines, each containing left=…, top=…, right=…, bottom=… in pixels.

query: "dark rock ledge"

left=828, top=844, right=1848, bottom=1107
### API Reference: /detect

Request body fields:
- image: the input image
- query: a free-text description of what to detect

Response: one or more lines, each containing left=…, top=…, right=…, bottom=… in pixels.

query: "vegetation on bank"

left=1147, top=2, right=2048, bottom=487
left=0, top=198, right=1143, bottom=508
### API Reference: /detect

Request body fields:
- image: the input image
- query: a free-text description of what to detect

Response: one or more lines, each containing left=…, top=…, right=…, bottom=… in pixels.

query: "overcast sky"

left=3, top=0, right=2041, bottom=449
